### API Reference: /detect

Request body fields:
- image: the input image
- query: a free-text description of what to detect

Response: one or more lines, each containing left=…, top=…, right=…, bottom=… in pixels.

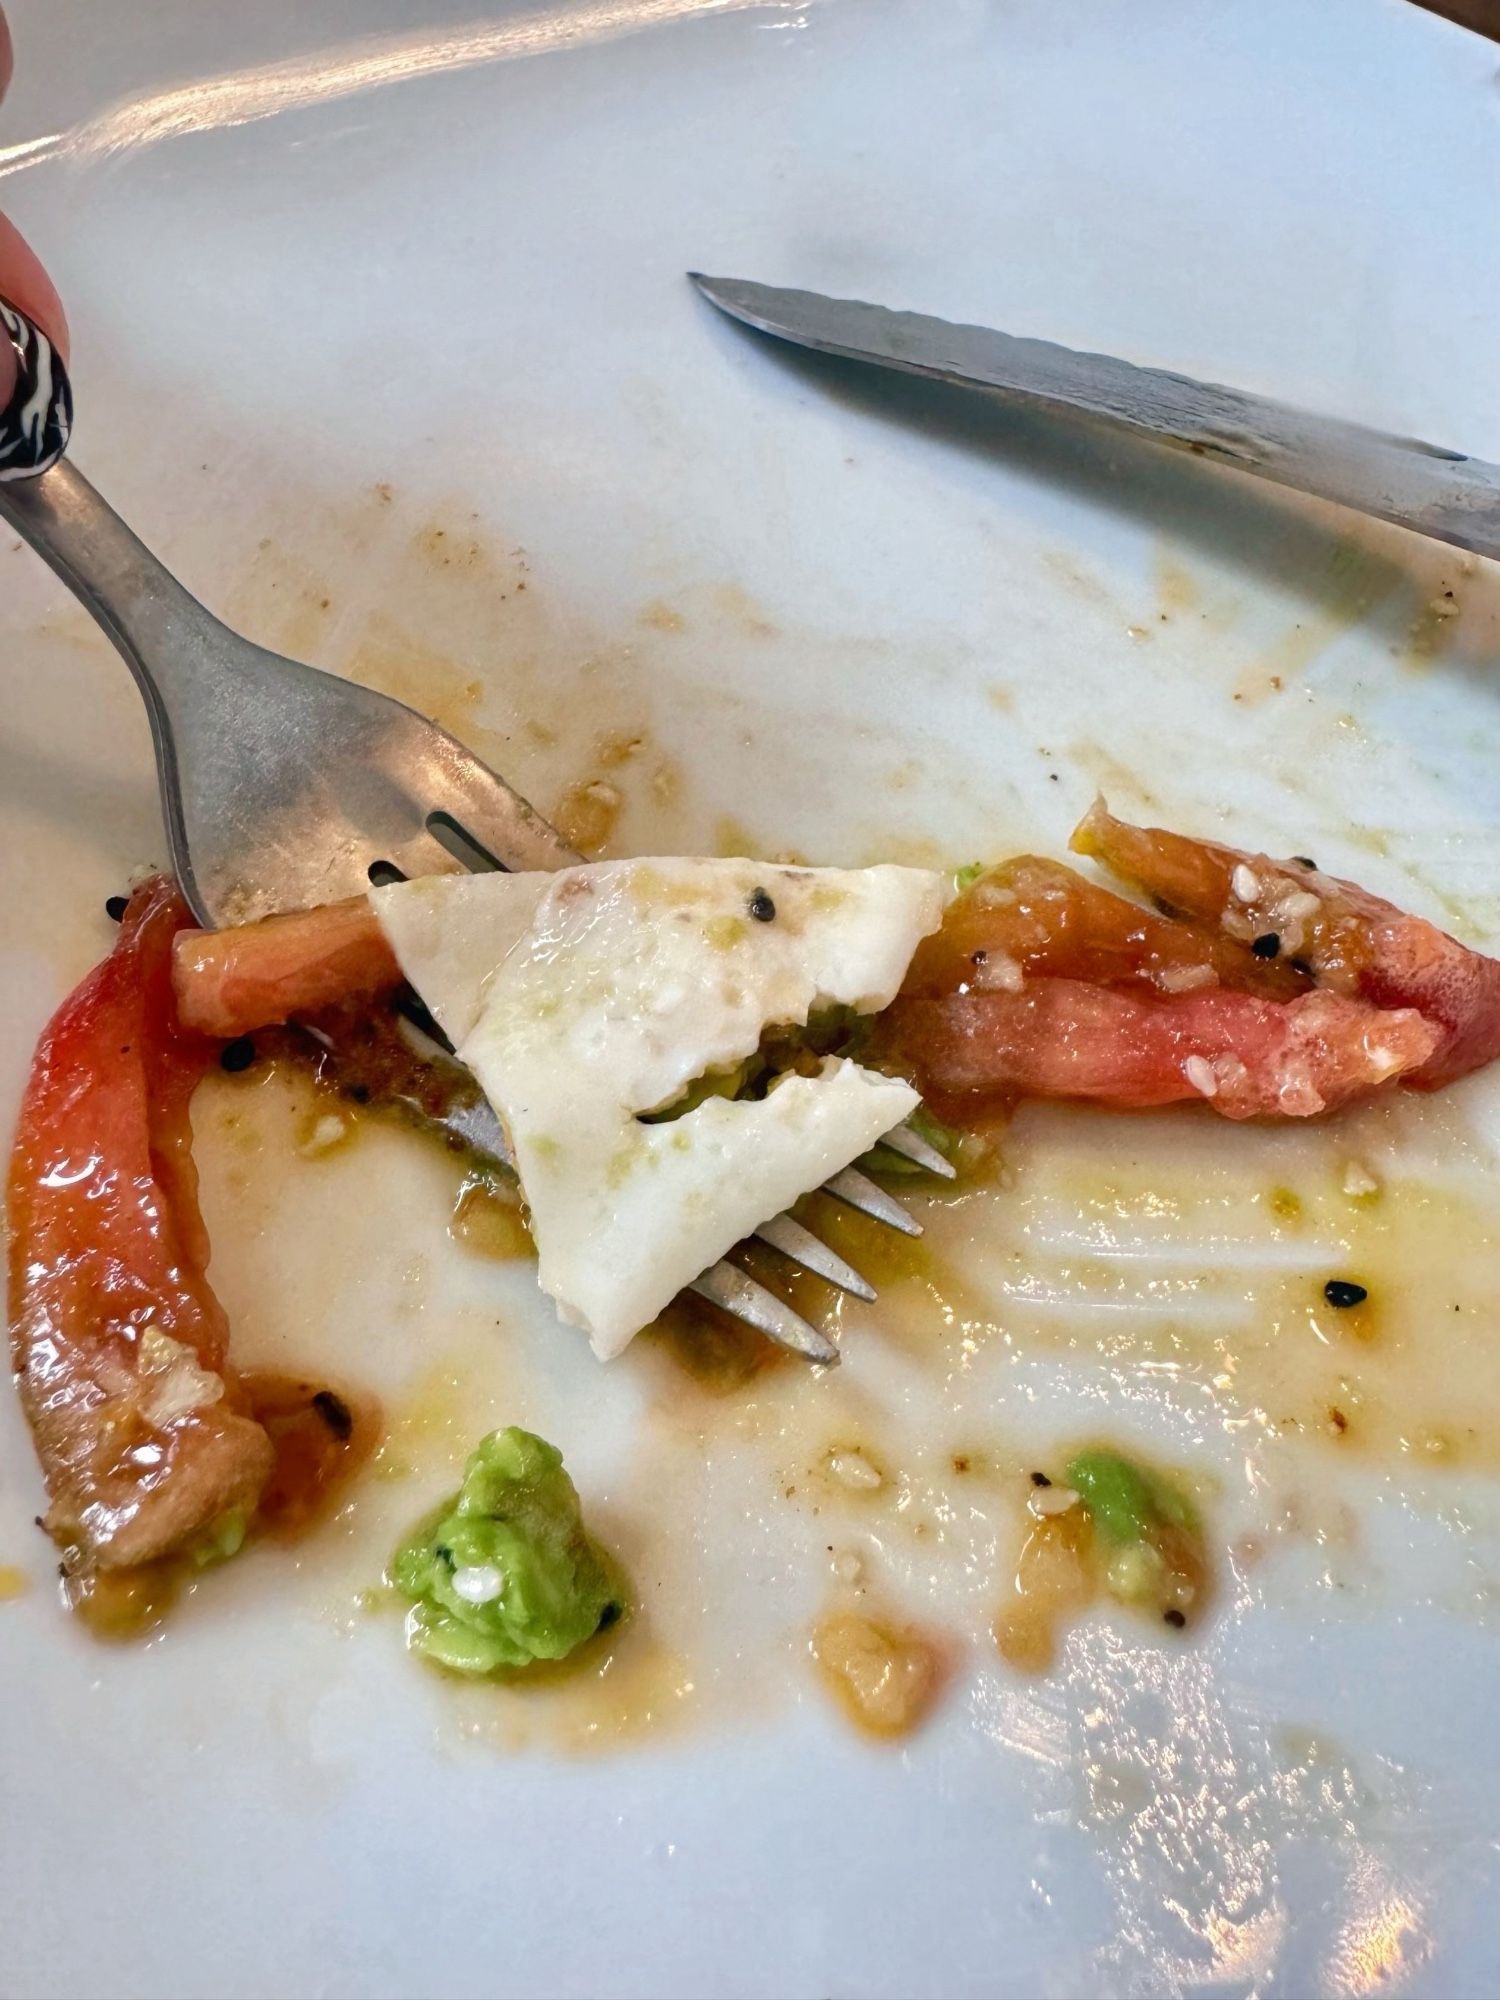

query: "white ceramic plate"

left=5, top=2, right=1500, bottom=1995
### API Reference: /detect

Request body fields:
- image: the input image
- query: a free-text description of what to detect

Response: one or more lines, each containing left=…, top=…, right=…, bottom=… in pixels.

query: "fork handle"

left=0, top=458, right=239, bottom=907
left=0, top=456, right=221, bottom=724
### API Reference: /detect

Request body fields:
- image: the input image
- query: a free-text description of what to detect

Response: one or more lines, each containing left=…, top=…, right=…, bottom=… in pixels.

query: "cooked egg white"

left=372, top=859, right=945, bottom=1357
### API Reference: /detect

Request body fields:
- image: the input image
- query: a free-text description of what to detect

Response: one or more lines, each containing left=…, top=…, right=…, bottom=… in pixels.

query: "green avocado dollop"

left=390, top=1427, right=624, bottom=1675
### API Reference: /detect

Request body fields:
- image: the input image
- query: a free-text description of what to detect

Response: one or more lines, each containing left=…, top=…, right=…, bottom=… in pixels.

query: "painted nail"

left=0, top=296, right=71, bottom=481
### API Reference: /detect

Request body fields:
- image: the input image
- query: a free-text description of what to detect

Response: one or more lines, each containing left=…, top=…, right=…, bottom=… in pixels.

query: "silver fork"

left=0, top=458, right=953, bottom=1364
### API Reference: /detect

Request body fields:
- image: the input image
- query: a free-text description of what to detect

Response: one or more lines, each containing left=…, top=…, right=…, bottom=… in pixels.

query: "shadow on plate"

left=710, top=323, right=1500, bottom=681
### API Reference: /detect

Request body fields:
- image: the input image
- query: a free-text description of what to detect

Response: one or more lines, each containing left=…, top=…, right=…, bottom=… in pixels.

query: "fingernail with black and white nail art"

left=0, top=297, right=71, bottom=481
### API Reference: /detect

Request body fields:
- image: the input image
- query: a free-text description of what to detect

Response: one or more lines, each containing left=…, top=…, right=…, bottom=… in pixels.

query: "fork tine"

left=689, top=1264, right=840, bottom=1364
left=877, top=1120, right=958, bottom=1179
left=419, top=732, right=580, bottom=873
left=823, top=1165, right=923, bottom=1237
left=753, top=1213, right=876, bottom=1301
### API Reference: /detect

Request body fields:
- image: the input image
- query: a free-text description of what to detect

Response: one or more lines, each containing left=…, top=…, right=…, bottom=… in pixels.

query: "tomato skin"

left=1074, top=802, right=1500, bottom=1089
left=902, top=856, right=1303, bottom=1002
left=882, top=980, right=1438, bottom=1121
left=172, top=896, right=399, bottom=1039
left=8, top=878, right=272, bottom=1570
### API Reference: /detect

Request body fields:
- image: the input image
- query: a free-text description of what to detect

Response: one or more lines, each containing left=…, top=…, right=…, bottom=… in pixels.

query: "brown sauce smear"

left=68, top=1373, right=380, bottom=1640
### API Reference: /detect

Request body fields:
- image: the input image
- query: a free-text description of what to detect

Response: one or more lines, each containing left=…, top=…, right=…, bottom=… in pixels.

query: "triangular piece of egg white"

left=372, top=859, right=944, bottom=1357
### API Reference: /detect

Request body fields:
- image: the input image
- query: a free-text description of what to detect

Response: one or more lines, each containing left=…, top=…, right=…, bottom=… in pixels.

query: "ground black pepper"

left=311, top=1389, right=354, bottom=1440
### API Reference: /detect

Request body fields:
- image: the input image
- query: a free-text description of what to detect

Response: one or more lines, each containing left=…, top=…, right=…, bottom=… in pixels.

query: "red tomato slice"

left=172, top=895, right=400, bottom=1039
left=1074, top=801, right=1500, bottom=1089
left=902, top=856, right=1304, bottom=1002
left=8, top=878, right=273, bottom=1569
left=881, top=979, right=1438, bottom=1121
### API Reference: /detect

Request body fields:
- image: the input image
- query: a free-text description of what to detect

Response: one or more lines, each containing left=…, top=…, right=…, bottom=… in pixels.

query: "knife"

left=689, top=273, right=1500, bottom=563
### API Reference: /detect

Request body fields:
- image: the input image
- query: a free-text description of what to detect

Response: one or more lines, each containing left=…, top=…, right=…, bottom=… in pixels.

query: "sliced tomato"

left=903, top=856, right=1304, bottom=1002
left=8, top=878, right=273, bottom=1569
left=173, top=894, right=400, bottom=1039
left=880, top=979, right=1438, bottom=1120
left=1074, top=801, right=1500, bottom=1088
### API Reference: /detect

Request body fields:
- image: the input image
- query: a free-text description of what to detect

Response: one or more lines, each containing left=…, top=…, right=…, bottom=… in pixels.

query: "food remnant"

left=244, top=1373, right=380, bottom=1538
left=173, top=895, right=400, bottom=1039
left=812, top=1608, right=944, bottom=1739
left=372, top=858, right=942, bottom=1356
left=823, top=1445, right=885, bottom=1492
left=450, top=1174, right=535, bottom=1261
left=1342, top=1159, right=1381, bottom=1200
left=553, top=777, right=624, bottom=856
left=0, top=1565, right=28, bottom=1601
left=995, top=1503, right=1095, bottom=1675
left=8, top=878, right=275, bottom=1575
left=885, top=800, right=1500, bottom=1122
left=390, top=1427, right=624, bottom=1675
left=295, top=1108, right=352, bottom=1158
left=1323, top=1278, right=1369, bottom=1309
left=996, top=1448, right=1211, bottom=1674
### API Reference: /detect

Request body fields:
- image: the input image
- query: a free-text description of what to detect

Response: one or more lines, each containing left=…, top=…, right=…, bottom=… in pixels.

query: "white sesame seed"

left=1342, top=1160, right=1380, bottom=1199
left=825, top=1447, right=884, bottom=1492
left=451, top=1563, right=506, bottom=1605
left=1280, top=890, right=1321, bottom=925
left=297, top=1111, right=350, bottom=1157
left=1028, top=1484, right=1080, bottom=1519
left=1156, top=962, right=1217, bottom=993
left=974, top=950, right=1024, bottom=993
left=1231, top=864, right=1261, bottom=903
left=973, top=880, right=1017, bottom=910
left=832, top=1550, right=865, bottom=1585
left=1183, top=1055, right=1219, bottom=1097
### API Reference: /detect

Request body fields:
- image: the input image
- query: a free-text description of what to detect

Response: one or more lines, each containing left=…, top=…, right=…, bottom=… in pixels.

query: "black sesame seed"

left=434, top=1545, right=454, bottom=1568
left=1323, top=1279, right=1368, bottom=1309
left=748, top=888, right=776, bottom=923
left=970, top=949, right=988, bottom=966
left=1251, top=932, right=1281, bottom=959
left=1163, top=1607, right=1187, bottom=1629
left=219, top=1036, right=256, bottom=1073
left=311, top=1389, right=354, bottom=1441
left=105, top=894, right=129, bottom=923
left=597, top=1600, right=623, bottom=1631
left=1292, top=856, right=1317, bottom=871
left=347, top=1083, right=371, bottom=1106
left=1288, top=957, right=1314, bottom=979
left=1030, top=1470, right=1052, bottom=1488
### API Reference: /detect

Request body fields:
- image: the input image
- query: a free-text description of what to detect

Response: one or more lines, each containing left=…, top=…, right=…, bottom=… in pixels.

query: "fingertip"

left=0, top=13, right=12, bottom=105
left=0, top=216, right=68, bottom=364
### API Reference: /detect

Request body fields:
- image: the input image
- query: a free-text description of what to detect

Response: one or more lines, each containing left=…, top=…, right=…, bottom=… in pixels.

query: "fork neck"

left=0, top=456, right=222, bottom=718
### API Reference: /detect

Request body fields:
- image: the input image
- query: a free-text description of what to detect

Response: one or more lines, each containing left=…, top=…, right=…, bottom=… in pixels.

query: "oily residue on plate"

left=183, top=961, right=1500, bottom=1756
left=35, top=477, right=1500, bottom=1763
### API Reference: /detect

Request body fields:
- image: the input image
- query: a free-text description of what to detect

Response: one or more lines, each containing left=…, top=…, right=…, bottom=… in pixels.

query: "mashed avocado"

left=390, top=1427, right=624, bottom=1674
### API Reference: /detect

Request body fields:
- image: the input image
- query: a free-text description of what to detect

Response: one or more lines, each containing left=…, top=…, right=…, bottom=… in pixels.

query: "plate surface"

left=4, top=3, right=1500, bottom=1996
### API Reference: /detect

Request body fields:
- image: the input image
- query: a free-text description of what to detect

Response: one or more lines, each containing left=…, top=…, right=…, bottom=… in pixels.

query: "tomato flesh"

left=173, top=895, right=399, bottom=1039
left=8, top=878, right=273, bottom=1568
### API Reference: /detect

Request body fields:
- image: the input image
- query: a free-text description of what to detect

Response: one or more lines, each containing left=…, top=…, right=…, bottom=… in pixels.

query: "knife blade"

left=689, top=273, right=1500, bottom=563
